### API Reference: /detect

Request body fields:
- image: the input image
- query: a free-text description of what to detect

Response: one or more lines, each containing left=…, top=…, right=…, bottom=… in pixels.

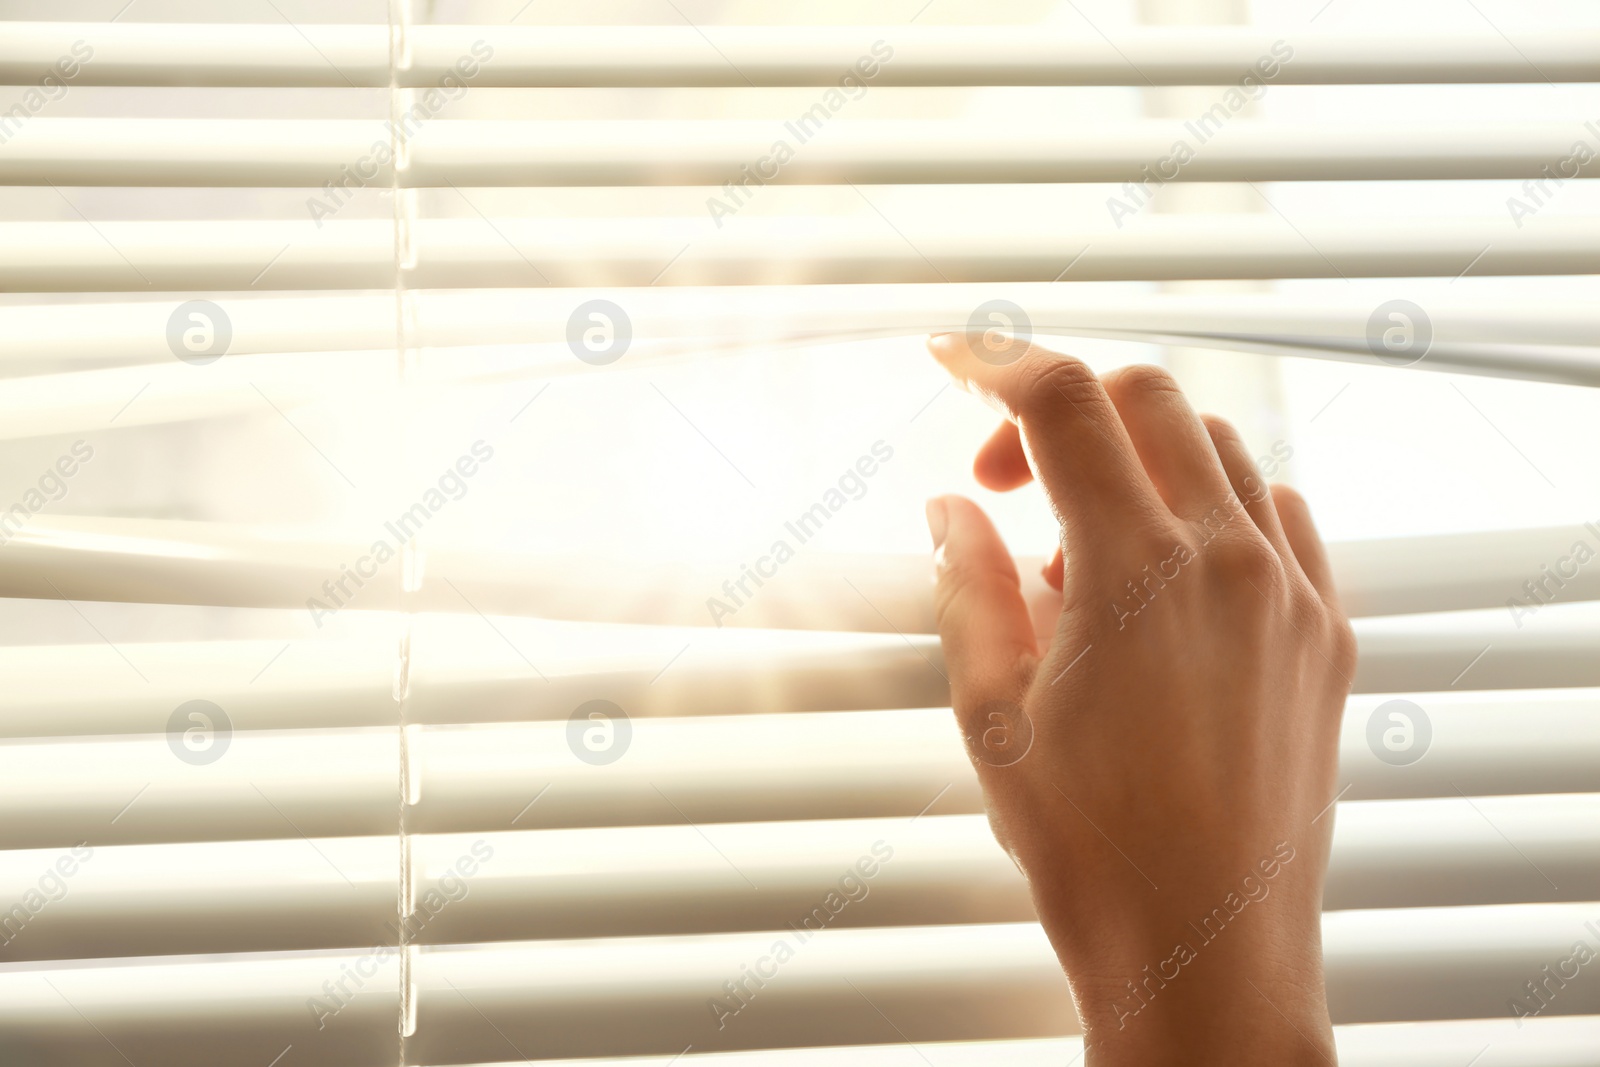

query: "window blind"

left=1, top=2, right=1598, bottom=1066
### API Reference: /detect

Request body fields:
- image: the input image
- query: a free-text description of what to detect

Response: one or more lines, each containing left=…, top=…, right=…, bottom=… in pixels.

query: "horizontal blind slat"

left=2, top=517, right=1596, bottom=625
left=7, top=291, right=1595, bottom=371
left=5, top=25, right=1599, bottom=86
left=421, top=1016, right=1600, bottom=1067
left=6, top=692, right=1597, bottom=847
left=0, top=628, right=948, bottom=739
left=1, top=911, right=1595, bottom=1061
left=5, top=119, right=1597, bottom=186
left=406, top=908, right=1600, bottom=1054
left=5, top=797, right=1597, bottom=962
left=1, top=216, right=1594, bottom=292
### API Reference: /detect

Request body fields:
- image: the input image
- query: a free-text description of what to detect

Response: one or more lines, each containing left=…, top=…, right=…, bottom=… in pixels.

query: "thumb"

left=927, top=495, right=1039, bottom=763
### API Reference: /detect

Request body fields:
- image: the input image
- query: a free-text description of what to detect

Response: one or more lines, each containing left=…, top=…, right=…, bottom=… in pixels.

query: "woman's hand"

left=924, top=334, right=1355, bottom=1066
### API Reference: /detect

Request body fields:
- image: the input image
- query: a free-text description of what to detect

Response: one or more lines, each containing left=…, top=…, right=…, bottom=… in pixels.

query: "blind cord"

left=387, top=1, right=421, bottom=1063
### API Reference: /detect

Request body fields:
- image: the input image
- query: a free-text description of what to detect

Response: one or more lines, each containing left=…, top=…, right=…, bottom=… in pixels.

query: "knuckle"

left=1138, top=525, right=1192, bottom=564
left=932, top=552, right=1019, bottom=622
left=1271, top=483, right=1308, bottom=515
left=1207, top=530, right=1284, bottom=589
left=1200, top=413, right=1242, bottom=447
left=936, top=547, right=1011, bottom=589
left=1329, top=614, right=1359, bottom=675
left=1103, top=362, right=1181, bottom=403
left=1284, top=582, right=1325, bottom=633
left=1015, top=356, right=1106, bottom=421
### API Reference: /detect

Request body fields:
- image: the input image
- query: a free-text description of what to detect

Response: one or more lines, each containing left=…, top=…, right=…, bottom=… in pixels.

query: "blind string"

left=387, top=2, right=421, bottom=1063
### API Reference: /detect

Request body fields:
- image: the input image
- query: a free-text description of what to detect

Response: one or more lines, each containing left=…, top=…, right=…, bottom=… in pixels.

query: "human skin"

left=923, top=334, right=1356, bottom=1066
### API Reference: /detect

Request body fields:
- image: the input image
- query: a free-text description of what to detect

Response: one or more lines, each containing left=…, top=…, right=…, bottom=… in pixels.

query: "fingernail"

left=925, top=333, right=957, bottom=353
left=925, top=498, right=948, bottom=549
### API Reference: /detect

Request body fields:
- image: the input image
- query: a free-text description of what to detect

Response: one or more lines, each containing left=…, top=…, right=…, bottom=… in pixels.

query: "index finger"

left=927, top=333, right=1170, bottom=555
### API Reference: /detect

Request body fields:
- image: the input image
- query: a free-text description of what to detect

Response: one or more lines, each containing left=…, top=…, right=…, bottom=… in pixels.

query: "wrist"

left=1020, top=862, right=1333, bottom=1066
left=1065, top=922, right=1334, bottom=1067
left=1006, top=824, right=1333, bottom=1064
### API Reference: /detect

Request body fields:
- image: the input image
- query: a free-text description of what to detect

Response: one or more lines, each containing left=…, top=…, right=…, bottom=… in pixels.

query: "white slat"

left=407, top=924, right=1071, bottom=1061
left=403, top=120, right=1600, bottom=185
left=4, top=24, right=1598, bottom=86
left=5, top=797, right=1596, bottom=962
left=423, top=798, right=1600, bottom=938
left=462, top=531, right=1600, bottom=632
left=1352, top=607, right=1600, bottom=694
left=0, top=728, right=398, bottom=849
left=1, top=911, right=1595, bottom=1063
left=7, top=292, right=1597, bottom=389
left=6, top=690, right=1597, bottom=848
left=0, top=836, right=396, bottom=963
left=426, top=1016, right=1600, bottom=1067
left=1331, top=1017, right=1600, bottom=1067
left=0, top=22, right=391, bottom=87
left=0, top=627, right=947, bottom=741
left=0, top=949, right=395, bottom=1067
left=3, top=517, right=1597, bottom=628
left=413, top=26, right=1600, bottom=87
left=406, top=907, right=1600, bottom=1055
left=1, top=215, right=1595, bottom=292
left=11, top=909, right=1586, bottom=1064
left=414, top=692, right=1600, bottom=831
left=0, top=637, right=400, bottom=739
left=5, top=119, right=1596, bottom=186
